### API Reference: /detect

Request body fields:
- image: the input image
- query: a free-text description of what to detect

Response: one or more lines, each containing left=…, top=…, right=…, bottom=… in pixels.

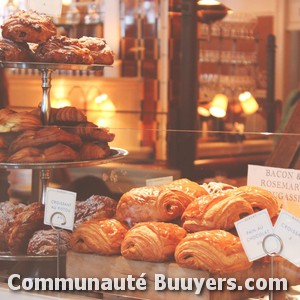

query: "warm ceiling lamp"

left=197, top=0, right=231, bottom=24
left=238, top=91, right=259, bottom=115
left=209, top=93, right=228, bottom=118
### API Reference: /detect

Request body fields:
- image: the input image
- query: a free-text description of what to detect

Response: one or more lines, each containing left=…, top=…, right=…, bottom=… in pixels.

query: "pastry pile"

left=0, top=106, right=115, bottom=163
left=0, top=10, right=114, bottom=65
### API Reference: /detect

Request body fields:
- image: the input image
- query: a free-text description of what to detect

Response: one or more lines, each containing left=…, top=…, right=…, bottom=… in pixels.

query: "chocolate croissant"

left=116, top=186, right=193, bottom=224
left=70, top=219, right=128, bottom=255
left=182, top=193, right=254, bottom=232
left=121, top=222, right=187, bottom=262
left=175, top=230, right=252, bottom=273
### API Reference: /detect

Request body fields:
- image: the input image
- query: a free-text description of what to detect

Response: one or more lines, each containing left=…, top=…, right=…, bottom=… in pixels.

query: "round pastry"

left=80, top=142, right=111, bottom=160
left=75, top=195, right=117, bottom=226
left=35, top=35, right=94, bottom=64
left=27, top=229, right=71, bottom=255
left=78, top=36, right=114, bottom=65
left=1, top=10, right=57, bottom=43
left=0, top=38, right=34, bottom=62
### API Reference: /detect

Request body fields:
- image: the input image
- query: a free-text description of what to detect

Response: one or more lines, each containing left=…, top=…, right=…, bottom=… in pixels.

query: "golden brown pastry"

left=80, top=142, right=111, bottom=160
left=0, top=133, right=18, bottom=149
left=7, top=202, right=45, bottom=254
left=175, top=230, right=252, bottom=273
left=71, top=219, right=128, bottom=255
left=9, top=127, right=82, bottom=154
left=121, top=222, right=187, bottom=262
left=27, top=229, right=71, bottom=255
left=116, top=186, right=193, bottom=224
left=201, top=181, right=236, bottom=194
left=50, top=106, right=87, bottom=125
left=0, top=38, right=34, bottom=62
left=229, top=186, right=279, bottom=218
left=1, top=10, right=57, bottom=43
left=0, top=149, right=8, bottom=162
left=182, top=193, right=254, bottom=232
left=35, top=35, right=94, bottom=64
left=0, top=109, right=42, bottom=133
left=78, top=36, right=114, bottom=65
left=75, top=195, right=117, bottom=226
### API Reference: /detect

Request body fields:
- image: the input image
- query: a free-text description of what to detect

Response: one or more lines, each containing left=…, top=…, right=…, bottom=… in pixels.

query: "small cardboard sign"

left=146, top=176, right=173, bottom=187
left=235, top=209, right=276, bottom=261
left=44, top=187, right=76, bottom=231
left=28, top=0, right=62, bottom=16
left=247, top=164, right=300, bottom=217
left=273, top=209, right=300, bottom=267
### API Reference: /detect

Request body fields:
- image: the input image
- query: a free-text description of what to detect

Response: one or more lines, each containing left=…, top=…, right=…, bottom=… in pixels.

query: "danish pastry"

left=0, top=38, right=34, bottom=62
left=70, top=219, right=128, bottom=255
left=1, top=10, right=57, bottom=43
left=121, top=222, right=187, bottom=262
left=175, top=230, right=252, bottom=273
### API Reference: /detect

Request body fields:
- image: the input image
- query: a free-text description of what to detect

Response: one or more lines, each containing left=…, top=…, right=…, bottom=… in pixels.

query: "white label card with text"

left=146, top=176, right=173, bottom=187
left=28, top=0, right=62, bottom=16
left=273, top=209, right=300, bottom=267
left=247, top=164, right=300, bottom=217
left=235, top=209, right=275, bottom=261
left=44, top=187, right=76, bottom=231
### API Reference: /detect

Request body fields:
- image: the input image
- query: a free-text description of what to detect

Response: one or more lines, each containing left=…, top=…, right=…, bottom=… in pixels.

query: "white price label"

left=274, top=209, right=300, bottom=267
left=235, top=209, right=276, bottom=261
left=44, top=187, right=76, bottom=231
left=146, top=176, right=173, bottom=187
left=28, top=0, right=62, bottom=16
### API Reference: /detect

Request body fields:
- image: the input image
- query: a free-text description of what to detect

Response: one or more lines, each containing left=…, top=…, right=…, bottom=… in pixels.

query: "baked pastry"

left=0, top=149, right=8, bottom=162
left=8, top=143, right=80, bottom=163
left=0, top=38, right=34, bottom=62
left=116, top=186, right=193, bottom=224
left=35, top=35, right=94, bottom=64
left=70, top=219, right=128, bottom=255
left=50, top=106, right=87, bottom=125
left=7, top=202, right=45, bottom=254
left=182, top=193, right=254, bottom=232
left=80, top=142, right=111, bottom=160
left=0, top=109, right=42, bottom=133
left=121, top=222, right=187, bottom=262
left=0, top=200, right=25, bottom=251
left=175, top=230, right=252, bottom=273
left=229, top=186, right=279, bottom=218
left=75, top=195, right=117, bottom=226
left=1, top=10, right=57, bottom=43
left=78, top=36, right=114, bottom=65
left=0, top=133, right=18, bottom=149
left=201, top=181, right=236, bottom=194
left=27, top=229, right=71, bottom=255
left=9, top=127, right=82, bottom=154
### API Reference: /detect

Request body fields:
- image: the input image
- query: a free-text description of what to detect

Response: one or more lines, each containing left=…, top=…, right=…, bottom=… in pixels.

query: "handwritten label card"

left=273, top=209, right=300, bottom=267
left=146, top=176, right=173, bottom=187
left=44, top=187, right=76, bottom=231
left=235, top=209, right=276, bottom=261
left=28, top=0, right=62, bottom=16
left=247, top=164, right=300, bottom=217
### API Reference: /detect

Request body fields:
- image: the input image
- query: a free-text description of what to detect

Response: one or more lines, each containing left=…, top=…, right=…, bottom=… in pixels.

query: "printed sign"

left=235, top=210, right=277, bottom=261
left=146, top=176, right=173, bottom=187
left=28, top=0, right=62, bottom=16
left=44, top=187, right=76, bottom=231
left=247, top=164, right=300, bottom=217
left=274, top=209, right=300, bottom=267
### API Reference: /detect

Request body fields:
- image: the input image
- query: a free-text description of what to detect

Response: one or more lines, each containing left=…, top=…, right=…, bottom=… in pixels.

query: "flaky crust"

left=7, top=202, right=45, bottom=254
left=182, top=193, right=254, bottom=232
left=50, top=106, right=87, bottom=125
left=78, top=36, right=114, bottom=65
left=175, top=230, right=252, bottom=273
left=9, top=127, right=82, bottom=154
left=80, top=142, right=110, bottom=160
left=71, top=219, right=128, bottom=255
left=116, top=186, right=193, bottom=224
left=27, top=229, right=71, bottom=255
left=121, top=222, right=187, bottom=262
left=75, top=195, right=117, bottom=226
left=35, top=36, right=94, bottom=64
left=1, top=10, right=56, bottom=43
left=0, top=38, right=34, bottom=62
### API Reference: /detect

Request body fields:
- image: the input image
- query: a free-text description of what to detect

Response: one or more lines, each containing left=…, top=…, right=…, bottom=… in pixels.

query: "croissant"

left=70, top=219, right=128, bottom=255
left=229, top=186, right=279, bottom=218
left=182, top=193, right=254, bottom=232
left=79, top=142, right=111, bottom=160
left=50, top=106, right=87, bottom=124
left=121, top=222, right=187, bottom=262
left=116, top=186, right=193, bottom=224
left=175, top=230, right=252, bottom=273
